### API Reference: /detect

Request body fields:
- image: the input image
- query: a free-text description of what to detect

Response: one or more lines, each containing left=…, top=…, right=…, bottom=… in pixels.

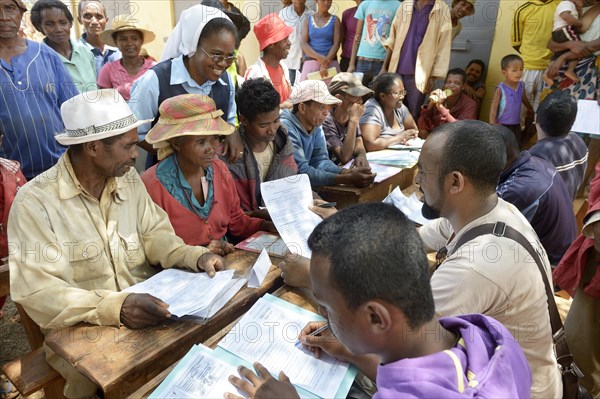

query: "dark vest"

left=146, top=58, right=232, bottom=167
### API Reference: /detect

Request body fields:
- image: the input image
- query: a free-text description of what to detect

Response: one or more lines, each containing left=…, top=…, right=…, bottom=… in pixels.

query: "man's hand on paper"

left=351, top=153, right=369, bottom=169
left=207, top=240, right=234, bottom=256
left=299, top=321, right=352, bottom=361
left=225, top=362, right=299, bottom=399
left=197, top=252, right=225, bottom=277
left=278, top=253, right=311, bottom=288
left=339, top=167, right=376, bottom=187
left=310, top=199, right=338, bottom=220
left=120, top=293, right=171, bottom=329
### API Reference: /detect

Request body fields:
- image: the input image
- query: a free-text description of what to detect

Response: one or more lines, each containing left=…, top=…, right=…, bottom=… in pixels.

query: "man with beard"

left=416, top=120, right=561, bottom=398
left=8, top=89, right=224, bottom=398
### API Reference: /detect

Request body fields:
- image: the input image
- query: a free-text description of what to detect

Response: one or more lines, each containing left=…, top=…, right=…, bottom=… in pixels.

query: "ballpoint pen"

left=317, top=202, right=337, bottom=208
left=295, top=324, right=330, bottom=348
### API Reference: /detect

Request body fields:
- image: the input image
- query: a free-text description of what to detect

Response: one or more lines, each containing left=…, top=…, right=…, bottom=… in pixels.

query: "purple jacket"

left=375, top=314, right=532, bottom=398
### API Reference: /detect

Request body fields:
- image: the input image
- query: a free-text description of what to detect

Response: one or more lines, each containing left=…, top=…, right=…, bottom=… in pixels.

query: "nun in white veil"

left=130, top=4, right=243, bottom=167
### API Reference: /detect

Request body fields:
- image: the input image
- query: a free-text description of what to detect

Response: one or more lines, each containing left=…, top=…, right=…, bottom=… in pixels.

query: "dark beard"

left=421, top=201, right=441, bottom=220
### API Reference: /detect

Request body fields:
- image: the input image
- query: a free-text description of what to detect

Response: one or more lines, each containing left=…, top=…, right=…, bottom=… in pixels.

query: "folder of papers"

left=235, top=231, right=289, bottom=257
left=150, top=294, right=357, bottom=398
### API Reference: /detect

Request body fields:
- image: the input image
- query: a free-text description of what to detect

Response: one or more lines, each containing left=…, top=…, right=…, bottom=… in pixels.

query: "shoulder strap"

left=446, top=222, right=573, bottom=367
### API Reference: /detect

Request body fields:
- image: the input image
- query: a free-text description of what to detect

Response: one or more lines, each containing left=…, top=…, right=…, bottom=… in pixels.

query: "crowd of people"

left=0, top=0, right=599, bottom=397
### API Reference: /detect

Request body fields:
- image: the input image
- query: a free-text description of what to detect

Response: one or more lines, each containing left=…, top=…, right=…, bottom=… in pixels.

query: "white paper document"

left=123, top=269, right=241, bottom=318
left=149, top=344, right=244, bottom=399
left=366, top=149, right=419, bottom=168
left=261, top=174, right=322, bottom=258
left=388, top=137, right=425, bottom=150
left=343, top=161, right=402, bottom=183
left=572, top=100, right=600, bottom=135
left=248, top=248, right=272, bottom=288
left=383, top=187, right=429, bottom=225
left=218, top=296, right=350, bottom=399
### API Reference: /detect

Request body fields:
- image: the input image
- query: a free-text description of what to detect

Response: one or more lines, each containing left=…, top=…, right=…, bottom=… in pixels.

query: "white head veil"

left=161, top=4, right=231, bottom=62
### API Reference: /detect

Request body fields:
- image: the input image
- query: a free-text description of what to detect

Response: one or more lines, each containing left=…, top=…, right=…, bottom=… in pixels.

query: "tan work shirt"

left=8, top=152, right=208, bottom=330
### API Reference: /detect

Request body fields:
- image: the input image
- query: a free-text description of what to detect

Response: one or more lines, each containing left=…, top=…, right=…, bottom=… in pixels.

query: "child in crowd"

left=300, top=0, right=341, bottom=82
left=489, top=54, right=534, bottom=144
left=223, top=78, right=298, bottom=217
left=0, top=129, right=26, bottom=319
left=418, top=68, right=478, bottom=137
left=543, top=0, right=584, bottom=85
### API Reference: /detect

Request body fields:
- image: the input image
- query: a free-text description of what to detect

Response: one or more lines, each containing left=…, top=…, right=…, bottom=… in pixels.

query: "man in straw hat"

left=0, top=0, right=78, bottom=181
left=8, top=89, right=225, bottom=397
left=281, top=80, right=376, bottom=187
left=324, top=72, right=372, bottom=166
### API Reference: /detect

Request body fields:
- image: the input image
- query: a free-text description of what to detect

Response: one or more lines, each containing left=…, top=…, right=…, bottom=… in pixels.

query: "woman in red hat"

left=245, top=13, right=294, bottom=109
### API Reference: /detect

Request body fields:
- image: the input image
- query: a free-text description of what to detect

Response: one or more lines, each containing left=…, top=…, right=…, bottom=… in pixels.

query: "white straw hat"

left=55, top=89, right=153, bottom=146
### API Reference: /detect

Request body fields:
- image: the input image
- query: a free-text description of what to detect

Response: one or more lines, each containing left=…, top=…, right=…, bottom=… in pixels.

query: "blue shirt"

left=280, top=109, right=341, bottom=186
left=355, top=0, right=401, bottom=60
left=0, top=41, right=78, bottom=179
left=129, top=56, right=237, bottom=141
left=79, top=33, right=121, bottom=78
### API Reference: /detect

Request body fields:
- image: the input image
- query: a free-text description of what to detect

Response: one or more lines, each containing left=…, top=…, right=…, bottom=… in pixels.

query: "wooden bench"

left=0, top=262, right=66, bottom=398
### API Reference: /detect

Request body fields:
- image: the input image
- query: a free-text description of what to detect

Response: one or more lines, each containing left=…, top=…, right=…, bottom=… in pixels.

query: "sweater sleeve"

left=287, top=125, right=341, bottom=186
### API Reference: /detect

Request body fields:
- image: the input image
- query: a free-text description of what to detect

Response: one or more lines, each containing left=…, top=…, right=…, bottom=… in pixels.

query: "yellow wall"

left=131, top=0, right=173, bottom=60
left=480, top=0, right=524, bottom=122
left=108, top=0, right=514, bottom=122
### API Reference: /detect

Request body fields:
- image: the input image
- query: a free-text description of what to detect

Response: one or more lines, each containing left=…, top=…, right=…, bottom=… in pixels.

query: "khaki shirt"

left=384, top=0, right=452, bottom=92
left=8, top=152, right=208, bottom=330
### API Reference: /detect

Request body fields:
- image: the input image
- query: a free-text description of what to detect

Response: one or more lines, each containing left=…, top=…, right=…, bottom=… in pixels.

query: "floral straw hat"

left=145, top=94, right=234, bottom=160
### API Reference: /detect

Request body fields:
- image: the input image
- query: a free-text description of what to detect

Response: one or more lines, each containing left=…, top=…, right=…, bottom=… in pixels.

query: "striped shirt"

left=0, top=40, right=78, bottom=179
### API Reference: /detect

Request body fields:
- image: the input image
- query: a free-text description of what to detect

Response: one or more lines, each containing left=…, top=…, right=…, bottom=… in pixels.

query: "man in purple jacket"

left=225, top=203, right=532, bottom=399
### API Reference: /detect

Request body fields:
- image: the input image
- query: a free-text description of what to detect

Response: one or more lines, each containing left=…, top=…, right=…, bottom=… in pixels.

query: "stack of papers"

left=366, top=149, right=419, bottom=168
left=123, top=269, right=246, bottom=319
left=383, top=187, right=430, bottom=225
left=151, top=294, right=357, bottom=398
left=261, top=174, right=322, bottom=258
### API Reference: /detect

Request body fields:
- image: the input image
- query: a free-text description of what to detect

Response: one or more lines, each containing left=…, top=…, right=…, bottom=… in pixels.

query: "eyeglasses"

left=200, top=47, right=237, bottom=64
left=386, top=90, right=407, bottom=98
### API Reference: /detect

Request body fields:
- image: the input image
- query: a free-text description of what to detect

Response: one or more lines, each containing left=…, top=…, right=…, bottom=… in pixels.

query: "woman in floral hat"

left=141, top=94, right=276, bottom=253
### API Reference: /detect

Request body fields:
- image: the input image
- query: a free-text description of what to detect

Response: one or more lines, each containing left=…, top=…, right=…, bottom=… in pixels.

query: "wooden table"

left=317, top=164, right=417, bottom=209
left=45, top=250, right=284, bottom=398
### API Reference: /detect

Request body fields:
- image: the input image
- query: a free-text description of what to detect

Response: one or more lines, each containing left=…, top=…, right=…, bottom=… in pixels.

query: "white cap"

left=289, top=80, right=342, bottom=105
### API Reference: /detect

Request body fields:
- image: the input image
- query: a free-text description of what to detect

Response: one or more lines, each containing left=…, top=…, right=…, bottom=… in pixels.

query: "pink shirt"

left=97, top=58, right=155, bottom=101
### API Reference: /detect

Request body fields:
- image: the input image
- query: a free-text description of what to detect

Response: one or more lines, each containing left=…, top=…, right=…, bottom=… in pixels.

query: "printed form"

left=149, top=344, right=244, bottom=398
left=260, top=174, right=322, bottom=258
left=218, top=296, right=350, bottom=398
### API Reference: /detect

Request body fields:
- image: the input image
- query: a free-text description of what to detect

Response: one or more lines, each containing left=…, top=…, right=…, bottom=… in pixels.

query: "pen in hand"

left=295, top=324, right=330, bottom=348
left=317, top=202, right=337, bottom=208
